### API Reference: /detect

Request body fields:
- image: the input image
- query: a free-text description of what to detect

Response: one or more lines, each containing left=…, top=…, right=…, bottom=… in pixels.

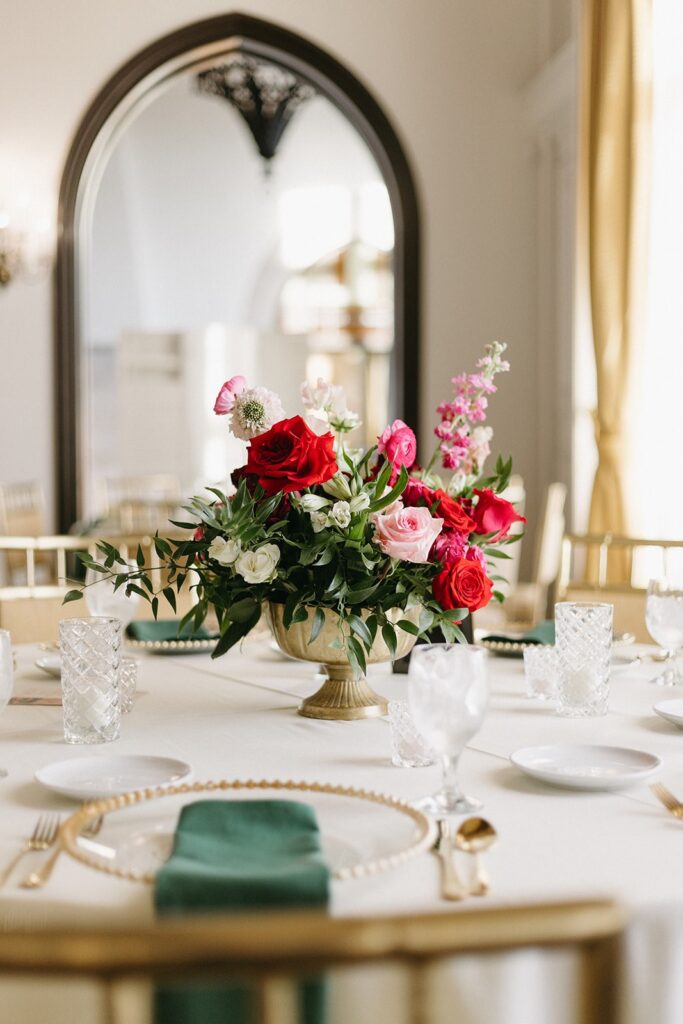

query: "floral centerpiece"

left=68, top=342, right=524, bottom=720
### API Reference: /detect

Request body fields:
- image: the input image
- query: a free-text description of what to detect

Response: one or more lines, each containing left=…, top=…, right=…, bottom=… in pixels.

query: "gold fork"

left=651, top=782, right=683, bottom=819
left=0, top=815, right=61, bottom=888
left=20, top=815, right=103, bottom=889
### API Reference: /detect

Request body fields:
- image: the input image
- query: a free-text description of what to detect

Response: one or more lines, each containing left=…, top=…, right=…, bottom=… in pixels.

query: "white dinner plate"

left=35, top=755, right=193, bottom=801
left=34, top=654, right=62, bottom=678
left=654, top=699, right=683, bottom=729
left=510, top=744, right=661, bottom=791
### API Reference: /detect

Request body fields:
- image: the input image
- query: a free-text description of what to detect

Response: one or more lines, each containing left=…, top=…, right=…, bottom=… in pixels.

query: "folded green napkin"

left=126, top=620, right=219, bottom=643
left=482, top=620, right=555, bottom=646
left=154, top=799, right=330, bottom=1024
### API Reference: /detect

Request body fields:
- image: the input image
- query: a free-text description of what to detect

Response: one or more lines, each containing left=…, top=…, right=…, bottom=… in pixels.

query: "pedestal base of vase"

left=298, top=666, right=388, bottom=721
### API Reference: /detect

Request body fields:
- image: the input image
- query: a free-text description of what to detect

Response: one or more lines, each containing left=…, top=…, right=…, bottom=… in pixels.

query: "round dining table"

left=2, top=638, right=683, bottom=1024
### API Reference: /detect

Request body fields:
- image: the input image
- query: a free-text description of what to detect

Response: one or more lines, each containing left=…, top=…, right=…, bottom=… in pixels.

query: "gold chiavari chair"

left=0, top=533, right=194, bottom=644
left=0, top=900, right=624, bottom=1024
left=0, top=481, right=51, bottom=581
left=557, top=534, right=683, bottom=642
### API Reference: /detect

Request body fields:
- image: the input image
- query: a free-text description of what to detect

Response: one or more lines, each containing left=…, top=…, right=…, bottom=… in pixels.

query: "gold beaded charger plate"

left=124, top=637, right=217, bottom=655
left=60, top=779, right=438, bottom=882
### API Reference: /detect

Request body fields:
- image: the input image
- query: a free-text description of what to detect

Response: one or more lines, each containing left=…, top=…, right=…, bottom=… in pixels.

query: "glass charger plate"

left=61, top=779, right=437, bottom=882
left=125, top=637, right=217, bottom=655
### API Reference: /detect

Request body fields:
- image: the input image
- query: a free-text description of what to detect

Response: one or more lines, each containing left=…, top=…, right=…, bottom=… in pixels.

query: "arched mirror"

left=55, top=13, right=420, bottom=531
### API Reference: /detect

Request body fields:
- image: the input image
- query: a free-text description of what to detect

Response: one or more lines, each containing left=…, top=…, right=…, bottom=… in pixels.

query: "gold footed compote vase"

left=268, top=604, right=420, bottom=721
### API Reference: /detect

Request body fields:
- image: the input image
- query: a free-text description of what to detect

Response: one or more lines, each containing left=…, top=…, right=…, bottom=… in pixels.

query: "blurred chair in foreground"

left=0, top=900, right=623, bottom=1024
left=557, top=534, right=683, bottom=642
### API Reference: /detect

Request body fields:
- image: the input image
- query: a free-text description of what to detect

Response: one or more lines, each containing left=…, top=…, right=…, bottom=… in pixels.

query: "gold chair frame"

left=0, top=901, right=625, bottom=1024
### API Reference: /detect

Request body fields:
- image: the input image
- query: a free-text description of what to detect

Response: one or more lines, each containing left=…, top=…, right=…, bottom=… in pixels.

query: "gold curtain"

left=578, top=0, right=652, bottom=579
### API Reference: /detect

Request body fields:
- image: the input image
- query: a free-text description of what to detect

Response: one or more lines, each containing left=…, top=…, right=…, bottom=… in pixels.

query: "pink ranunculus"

left=402, top=478, right=434, bottom=507
left=374, top=506, right=443, bottom=563
left=466, top=544, right=487, bottom=571
left=377, top=419, right=417, bottom=478
left=431, top=530, right=468, bottom=566
left=213, top=375, right=247, bottom=415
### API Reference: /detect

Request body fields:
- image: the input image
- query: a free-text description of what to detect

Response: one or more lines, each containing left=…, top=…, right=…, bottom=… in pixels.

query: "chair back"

left=557, top=533, right=683, bottom=641
left=0, top=534, right=194, bottom=643
left=0, top=900, right=624, bottom=1024
left=0, top=482, right=49, bottom=580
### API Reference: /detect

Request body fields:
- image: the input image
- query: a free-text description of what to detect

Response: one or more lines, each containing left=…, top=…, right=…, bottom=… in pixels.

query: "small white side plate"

left=35, top=755, right=193, bottom=801
left=510, top=744, right=661, bottom=791
left=35, top=655, right=62, bottom=678
left=654, top=700, right=683, bottom=729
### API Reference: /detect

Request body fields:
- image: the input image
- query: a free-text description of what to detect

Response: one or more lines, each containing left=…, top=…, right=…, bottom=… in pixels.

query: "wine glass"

left=0, top=631, right=14, bottom=778
left=408, top=644, right=488, bottom=814
left=645, top=579, right=683, bottom=686
left=85, top=563, right=140, bottom=629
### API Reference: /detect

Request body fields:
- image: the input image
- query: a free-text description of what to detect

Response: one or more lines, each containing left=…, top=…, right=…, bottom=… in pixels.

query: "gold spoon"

left=455, top=817, right=497, bottom=896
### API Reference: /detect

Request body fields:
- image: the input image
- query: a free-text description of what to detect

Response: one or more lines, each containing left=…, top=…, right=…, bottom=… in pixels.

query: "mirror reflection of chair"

left=0, top=533, right=194, bottom=644
left=557, top=534, right=683, bottom=642
left=0, top=900, right=624, bottom=1024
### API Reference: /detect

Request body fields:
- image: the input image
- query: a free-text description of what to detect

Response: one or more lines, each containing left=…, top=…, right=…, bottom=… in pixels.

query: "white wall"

left=0, top=0, right=576, bottom=572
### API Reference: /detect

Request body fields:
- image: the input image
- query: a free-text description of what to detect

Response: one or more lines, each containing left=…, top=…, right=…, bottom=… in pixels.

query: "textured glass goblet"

left=555, top=602, right=613, bottom=717
left=85, top=564, right=140, bottom=629
left=645, top=579, right=683, bottom=686
left=388, top=700, right=435, bottom=768
left=59, top=617, right=122, bottom=744
left=0, top=630, right=14, bottom=777
left=523, top=645, right=559, bottom=701
left=408, top=644, right=488, bottom=814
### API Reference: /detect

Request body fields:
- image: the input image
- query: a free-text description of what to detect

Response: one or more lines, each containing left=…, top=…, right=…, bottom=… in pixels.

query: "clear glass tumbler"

left=555, top=602, right=613, bottom=717
left=523, top=645, right=559, bottom=701
left=120, top=657, right=138, bottom=713
left=645, top=578, right=683, bottom=686
left=59, top=617, right=122, bottom=743
left=388, top=700, right=435, bottom=767
left=408, top=644, right=488, bottom=814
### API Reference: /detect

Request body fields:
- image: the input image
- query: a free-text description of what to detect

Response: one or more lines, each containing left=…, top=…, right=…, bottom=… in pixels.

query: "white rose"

left=235, top=543, right=280, bottom=584
left=329, top=501, right=351, bottom=529
left=298, top=493, right=330, bottom=512
left=310, top=511, right=329, bottom=533
left=349, top=493, right=370, bottom=513
left=208, top=536, right=242, bottom=566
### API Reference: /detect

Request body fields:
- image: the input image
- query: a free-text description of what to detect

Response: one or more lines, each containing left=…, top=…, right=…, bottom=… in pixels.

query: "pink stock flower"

left=374, top=506, right=443, bottom=563
left=214, top=376, right=247, bottom=415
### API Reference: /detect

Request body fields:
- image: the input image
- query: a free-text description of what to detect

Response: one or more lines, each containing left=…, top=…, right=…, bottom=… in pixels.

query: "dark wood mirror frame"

left=54, top=11, right=420, bottom=532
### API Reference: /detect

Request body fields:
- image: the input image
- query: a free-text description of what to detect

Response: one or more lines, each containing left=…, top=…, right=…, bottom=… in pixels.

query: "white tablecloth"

left=1, top=640, right=682, bottom=1023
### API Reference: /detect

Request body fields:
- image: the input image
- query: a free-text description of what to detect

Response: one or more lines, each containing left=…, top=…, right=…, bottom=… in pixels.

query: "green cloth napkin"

left=126, top=620, right=219, bottom=643
left=482, top=619, right=555, bottom=646
left=154, top=800, right=330, bottom=1024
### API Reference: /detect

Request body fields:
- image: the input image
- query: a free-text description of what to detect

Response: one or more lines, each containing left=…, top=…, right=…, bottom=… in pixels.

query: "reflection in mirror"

left=82, top=54, right=395, bottom=528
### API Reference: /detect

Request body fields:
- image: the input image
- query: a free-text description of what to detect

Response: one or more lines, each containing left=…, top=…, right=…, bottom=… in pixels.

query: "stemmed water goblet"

left=645, top=578, right=683, bottom=686
left=0, top=631, right=14, bottom=778
left=85, top=563, right=140, bottom=629
left=408, top=643, right=488, bottom=815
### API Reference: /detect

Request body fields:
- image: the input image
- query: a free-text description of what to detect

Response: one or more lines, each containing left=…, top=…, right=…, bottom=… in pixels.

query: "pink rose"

left=374, top=506, right=443, bottom=563
left=402, top=478, right=434, bottom=507
left=377, top=420, right=417, bottom=480
left=431, top=530, right=468, bottom=566
left=466, top=544, right=487, bottom=571
left=214, top=375, right=247, bottom=415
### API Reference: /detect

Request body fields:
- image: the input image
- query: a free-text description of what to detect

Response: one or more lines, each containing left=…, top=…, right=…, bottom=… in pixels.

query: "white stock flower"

left=235, top=543, right=280, bottom=584
left=349, top=493, right=370, bottom=513
left=329, top=501, right=351, bottom=529
left=208, top=536, right=242, bottom=566
left=310, top=511, right=329, bottom=533
left=230, top=387, right=285, bottom=440
left=322, top=473, right=353, bottom=500
left=298, top=493, right=330, bottom=512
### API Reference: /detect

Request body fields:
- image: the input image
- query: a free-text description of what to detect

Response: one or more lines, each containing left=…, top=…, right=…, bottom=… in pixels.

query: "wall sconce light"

left=0, top=196, right=54, bottom=288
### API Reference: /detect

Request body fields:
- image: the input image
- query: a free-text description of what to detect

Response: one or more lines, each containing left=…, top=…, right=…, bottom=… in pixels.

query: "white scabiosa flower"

left=208, top=536, right=242, bottom=566
left=329, top=501, right=351, bottom=529
left=235, top=543, right=281, bottom=584
left=298, top=493, right=331, bottom=513
left=230, top=387, right=285, bottom=440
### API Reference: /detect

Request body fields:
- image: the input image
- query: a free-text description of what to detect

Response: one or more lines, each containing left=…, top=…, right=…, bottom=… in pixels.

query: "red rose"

left=471, top=488, right=526, bottom=541
left=242, top=415, right=338, bottom=496
left=432, top=489, right=475, bottom=534
left=432, top=557, right=493, bottom=613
